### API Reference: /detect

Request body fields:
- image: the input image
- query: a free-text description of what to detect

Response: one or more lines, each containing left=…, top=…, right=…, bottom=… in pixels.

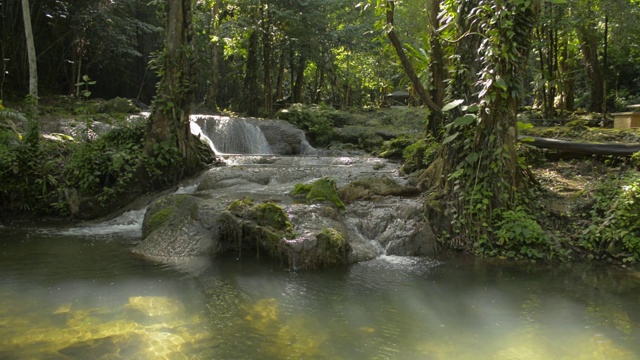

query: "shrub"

left=580, top=172, right=640, bottom=262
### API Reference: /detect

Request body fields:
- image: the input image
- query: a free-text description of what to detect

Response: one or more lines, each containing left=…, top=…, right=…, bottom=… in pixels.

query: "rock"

left=256, top=119, right=317, bottom=155
left=338, top=177, right=420, bottom=204
left=133, top=156, right=436, bottom=268
left=133, top=194, right=226, bottom=259
left=99, top=97, right=140, bottom=114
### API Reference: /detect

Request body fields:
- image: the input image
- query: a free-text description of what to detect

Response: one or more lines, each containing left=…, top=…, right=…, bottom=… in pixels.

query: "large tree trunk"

left=450, top=0, right=481, bottom=105
left=21, top=0, right=37, bottom=104
left=423, top=0, right=541, bottom=252
left=144, top=0, right=208, bottom=182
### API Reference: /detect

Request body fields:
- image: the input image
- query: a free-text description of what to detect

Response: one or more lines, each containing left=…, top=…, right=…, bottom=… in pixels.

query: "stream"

left=1, top=116, right=640, bottom=359
left=1, top=225, right=640, bottom=359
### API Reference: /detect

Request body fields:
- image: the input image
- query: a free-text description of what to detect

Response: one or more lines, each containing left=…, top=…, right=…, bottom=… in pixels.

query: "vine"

left=430, top=0, right=560, bottom=260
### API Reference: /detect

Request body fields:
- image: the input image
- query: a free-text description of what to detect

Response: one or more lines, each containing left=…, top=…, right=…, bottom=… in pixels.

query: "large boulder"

left=256, top=119, right=317, bottom=155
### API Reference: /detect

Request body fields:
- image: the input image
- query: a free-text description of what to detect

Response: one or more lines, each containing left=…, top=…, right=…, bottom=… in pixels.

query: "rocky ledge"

left=132, top=156, right=436, bottom=269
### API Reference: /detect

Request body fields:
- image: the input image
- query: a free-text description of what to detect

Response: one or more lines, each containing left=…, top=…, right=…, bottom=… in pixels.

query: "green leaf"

left=494, top=76, right=507, bottom=91
left=466, top=152, right=479, bottom=164
left=442, top=99, right=464, bottom=112
left=546, top=0, right=566, bottom=3
left=442, top=132, right=459, bottom=145
left=519, top=136, right=535, bottom=143
left=453, top=114, right=476, bottom=126
left=462, top=105, right=478, bottom=112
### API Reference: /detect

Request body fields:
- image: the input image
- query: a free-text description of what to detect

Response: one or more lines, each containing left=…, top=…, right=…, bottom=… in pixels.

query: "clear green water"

left=1, top=225, right=639, bottom=359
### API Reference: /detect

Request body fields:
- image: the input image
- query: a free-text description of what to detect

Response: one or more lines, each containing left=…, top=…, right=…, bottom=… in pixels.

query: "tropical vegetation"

left=1, top=0, right=640, bottom=262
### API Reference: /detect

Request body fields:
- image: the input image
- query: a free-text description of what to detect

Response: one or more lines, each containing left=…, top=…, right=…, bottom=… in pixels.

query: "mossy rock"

left=149, top=208, right=173, bottom=230
left=292, top=177, right=345, bottom=209
left=315, top=227, right=350, bottom=266
left=379, top=137, right=414, bottom=159
left=142, top=194, right=200, bottom=237
left=251, top=202, right=292, bottom=231
left=99, top=97, right=140, bottom=114
left=228, top=198, right=292, bottom=232
left=338, top=177, right=420, bottom=203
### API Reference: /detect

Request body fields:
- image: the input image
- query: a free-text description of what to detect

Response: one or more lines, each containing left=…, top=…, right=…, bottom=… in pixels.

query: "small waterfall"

left=195, top=115, right=272, bottom=155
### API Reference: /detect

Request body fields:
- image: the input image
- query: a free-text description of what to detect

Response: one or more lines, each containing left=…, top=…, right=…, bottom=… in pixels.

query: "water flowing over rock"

left=192, top=115, right=316, bottom=155
left=133, top=154, right=436, bottom=269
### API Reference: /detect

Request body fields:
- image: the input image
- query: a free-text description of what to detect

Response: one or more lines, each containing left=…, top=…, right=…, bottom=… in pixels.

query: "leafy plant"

left=75, top=75, right=96, bottom=99
left=483, top=206, right=555, bottom=260
left=580, top=172, right=640, bottom=262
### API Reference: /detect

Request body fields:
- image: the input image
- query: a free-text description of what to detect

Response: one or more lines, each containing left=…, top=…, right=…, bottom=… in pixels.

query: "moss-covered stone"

left=315, top=227, right=349, bottom=266
left=300, top=177, right=345, bottom=210
left=148, top=208, right=173, bottom=230
left=379, top=137, right=414, bottom=159
left=251, top=202, right=292, bottom=231
left=338, top=177, right=420, bottom=203
left=227, top=197, right=254, bottom=216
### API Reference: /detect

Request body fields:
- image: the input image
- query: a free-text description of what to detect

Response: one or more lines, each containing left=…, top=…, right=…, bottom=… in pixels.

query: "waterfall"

left=193, top=115, right=272, bottom=155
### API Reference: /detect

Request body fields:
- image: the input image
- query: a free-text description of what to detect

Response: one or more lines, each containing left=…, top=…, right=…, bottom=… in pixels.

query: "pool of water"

left=1, top=225, right=639, bottom=359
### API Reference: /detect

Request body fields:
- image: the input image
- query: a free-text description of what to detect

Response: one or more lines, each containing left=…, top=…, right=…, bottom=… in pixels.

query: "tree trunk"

left=450, top=0, right=481, bottom=105
left=208, top=0, right=221, bottom=110
left=261, top=2, right=273, bottom=115
left=275, top=50, right=285, bottom=100
left=427, top=0, right=445, bottom=136
left=242, top=29, right=259, bottom=116
left=424, top=0, right=541, bottom=252
left=385, top=1, right=441, bottom=119
left=292, top=51, right=306, bottom=103
left=21, top=0, right=37, bottom=104
left=577, top=26, right=603, bottom=113
left=144, top=0, right=207, bottom=182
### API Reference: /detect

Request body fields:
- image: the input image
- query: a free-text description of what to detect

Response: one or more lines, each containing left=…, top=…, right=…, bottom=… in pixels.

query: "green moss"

left=316, top=227, right=349, bottom=265
left=320, top=228, right=346, bottom=248
left=379, top=137, right=414, bottom=159
left=292, top=183, right=313, bottom=196
left=305, top=177, right=345, bottom=210
left=227, top=197, right=254, bottom=216
left=149, top=208, right=173, bottom=230
left=251, top=202, right=292, bottom=231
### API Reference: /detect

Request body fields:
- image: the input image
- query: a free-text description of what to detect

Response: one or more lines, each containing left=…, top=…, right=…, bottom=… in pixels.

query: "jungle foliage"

left=3, top=0, right=640, bottom=262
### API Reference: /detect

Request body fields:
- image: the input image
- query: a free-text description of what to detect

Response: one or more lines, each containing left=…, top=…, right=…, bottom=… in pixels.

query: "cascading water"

left=51, top=114, right=424, bottom=261
left=194, top=115, right=272, bottom=155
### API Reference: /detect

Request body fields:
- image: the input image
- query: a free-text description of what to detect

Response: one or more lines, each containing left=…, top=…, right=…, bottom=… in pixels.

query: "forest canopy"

left=1, top=0, right=636, bottom=114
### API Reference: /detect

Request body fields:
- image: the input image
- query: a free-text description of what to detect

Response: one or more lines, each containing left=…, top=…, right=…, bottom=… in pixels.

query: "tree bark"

left=242, top=28, right=259, bottom=116
left=427, top=0, right=445, bottom=136
left=385, top=1, right=441, bottom=118
left=261, top=2, right=273, bottom=115
left=144, top=0, right=207, bottom=181
left=21, top=0, right=37, bottom=104
left=577, top=26, right=604, bottom=113
left=208, top=0, right=221, bottom=110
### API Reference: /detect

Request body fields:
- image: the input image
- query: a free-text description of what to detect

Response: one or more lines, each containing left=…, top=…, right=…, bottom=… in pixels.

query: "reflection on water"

left=1, top=227, right=640, bottom=359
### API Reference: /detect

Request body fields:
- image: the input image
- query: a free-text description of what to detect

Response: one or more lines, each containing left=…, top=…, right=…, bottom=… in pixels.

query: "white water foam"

left=54, top=208, right=147, bottom=238
left=194, top=115, right=273, bottom=155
